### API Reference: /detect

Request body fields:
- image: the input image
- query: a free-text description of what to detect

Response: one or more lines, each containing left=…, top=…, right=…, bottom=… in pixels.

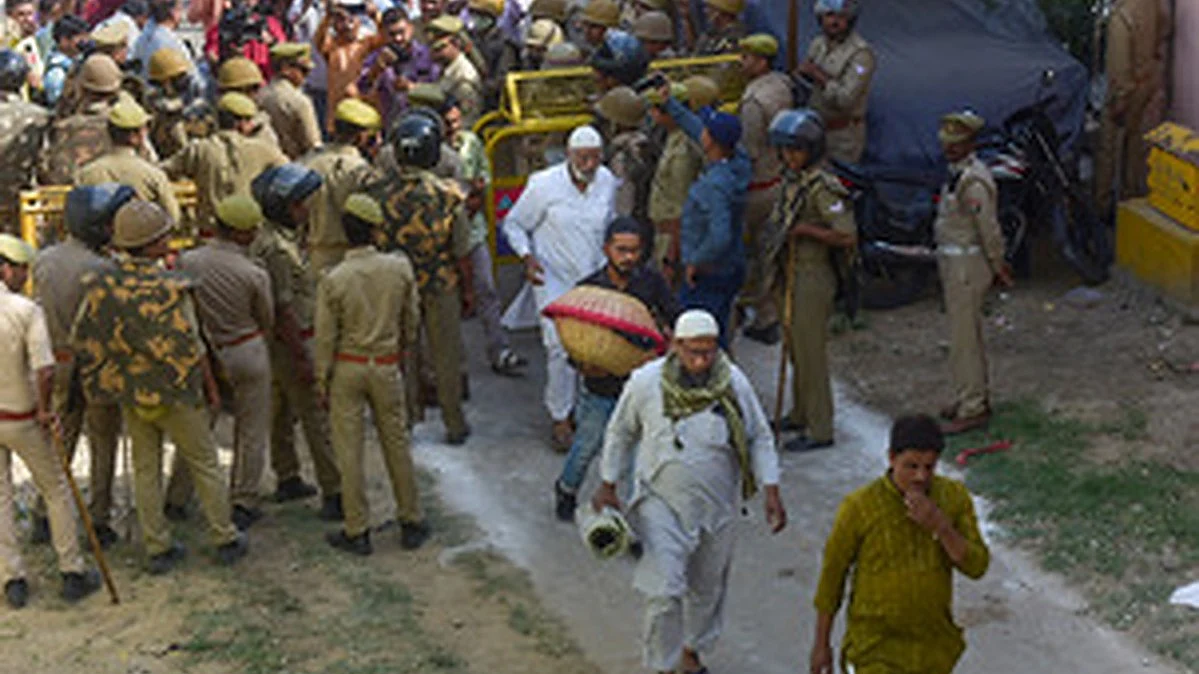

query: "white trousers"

left=632, top=494, right=736, bottom=672
left=539, top=316, right=577, bottom=422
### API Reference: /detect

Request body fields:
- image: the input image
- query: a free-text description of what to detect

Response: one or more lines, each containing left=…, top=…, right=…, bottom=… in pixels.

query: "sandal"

left=491, top=349, right=528, bottom=377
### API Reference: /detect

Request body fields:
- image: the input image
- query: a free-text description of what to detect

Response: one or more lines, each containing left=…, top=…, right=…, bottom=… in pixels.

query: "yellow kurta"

left=814, top=473, right=990, bottom=674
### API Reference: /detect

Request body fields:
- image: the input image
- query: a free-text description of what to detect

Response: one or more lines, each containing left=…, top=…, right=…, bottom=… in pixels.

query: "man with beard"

left=552, top=216, right=678, bottom=521
left=502, top=124, right=617, bottom=453
left=798, top=0, right=875, bottom=163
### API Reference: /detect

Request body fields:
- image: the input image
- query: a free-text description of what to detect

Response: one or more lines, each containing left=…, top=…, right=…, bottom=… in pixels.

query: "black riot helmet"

left=769, top=108, right=826, bottom=167
left=64, top=184, right=137, bottom=249
left=0, top=50, right=30, bottom=92
left=390, top=112, right=442, bottom=169
left=251, top=164, right=324, bottom=229
left=589, top=30, right=648, bottom=86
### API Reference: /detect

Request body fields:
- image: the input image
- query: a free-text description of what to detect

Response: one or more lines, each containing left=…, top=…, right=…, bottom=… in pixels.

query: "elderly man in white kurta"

left=592, top=309, right=788, bottom=674
left=502, top=124, right=618, bottom=452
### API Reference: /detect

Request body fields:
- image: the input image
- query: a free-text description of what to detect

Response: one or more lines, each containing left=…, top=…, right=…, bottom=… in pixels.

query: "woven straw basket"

left=542, top=285, right=666, bottom=377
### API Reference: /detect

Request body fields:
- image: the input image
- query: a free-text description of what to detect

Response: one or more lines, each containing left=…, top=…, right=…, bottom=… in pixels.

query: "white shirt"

left=501, top=161, right=617, bottom=309
left=600, top=357, right=780, bottom=530
left=0, top=283, right=53, bottom=413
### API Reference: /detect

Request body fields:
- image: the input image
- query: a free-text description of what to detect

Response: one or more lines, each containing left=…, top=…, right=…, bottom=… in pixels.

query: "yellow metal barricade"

left=19, top=181, right=201, bottom=251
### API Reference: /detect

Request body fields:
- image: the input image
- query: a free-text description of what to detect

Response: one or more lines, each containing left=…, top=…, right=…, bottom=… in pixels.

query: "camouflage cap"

left=739, top=33, right=777, bottom=57
left=704, top=0, right=744, bottom=15
left=529, top=0, right=567, bottom=21
left=427, top=15, right=464, bottom=37
left=215, top=194, right=264, bottom=231
left=79, top=54, right=123, bottom=93
left=335, top=98, right=382, bottom=129
left=217, top=91, right=258, bottom=118
left=525, top=18, right=565, bottom=48
left=632, top=11, right=673, bottom=43
left=218, top=56, right=264, bottom=89
left=92, top=21, right=129, bottom=49
left=112, top=200, right=174, bottom=249
left=0, top=233, right=35, bottom=265
left=581, top=0, right=620, bottom=27
left=108, top=98, right=151, bottom=128
left=270, top=42, right=313, bottom=68
left=148, top=47, right=191, bottom=83
left=408, top=82, right=446, bottom=109
left=343, top=193, right=384, bottom=226
left=938, top=110, right=985, bottom=144
left=681, top=74, right=720, bottom=110
left=596, top=85, right=647, bottom=127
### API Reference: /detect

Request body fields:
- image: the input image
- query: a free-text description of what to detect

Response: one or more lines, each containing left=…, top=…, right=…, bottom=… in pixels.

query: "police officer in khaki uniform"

left=71, top=200, right=247, bottom=574
left=799, top=0, right=875, bottom=164
left=769, top=109, right=856, bottom=453
left=367, top=113, right=472, bottom=444
left=259, top=43, right=322, bottom=161
left=430, top=27, right=484, bottom=127
left=738, top=34, right=795, bottom=345
left=30, top=184, right=132, bottom=549
left=78, top=98, right=182, bottom=223
left=316, top=194, right=430, bottom=555
left=216, top=56, right=280, bottom=147
left=0, top=50, right=48, bottom=232
left=596, top=85, right=655, bottom=225
left=0, top=234, right=100, bottom=609
left=161, top=92, right=287, bottom=231
left=169, top=196, right=275, bottom=529
left=933, top=111, right=1012, bottom=435
left=1094, top=0, right=1169, bottom=215
left=631, top=11, right=677, bottom=60
left=689, top=0, right=745, bottom=55
left=302, top=97, right=381, bottom=275
left=145, top=47, right=193, bottom=159
left=249, top=164, right=343, bottom=519
left=41, top=53, right=127, bottom=185
left=577, top=0, right=620, bottom=57
left=522, top=16, right=566, bottom=69
left=646, top=79, right=705, bottom=278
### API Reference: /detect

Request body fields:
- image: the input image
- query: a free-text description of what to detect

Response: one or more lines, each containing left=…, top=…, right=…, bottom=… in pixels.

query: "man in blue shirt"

left=660, top=89, right=751, bottom=349
left=41, top=14, right=88, bottom=106
left=130, top=0, right=192, bottom=80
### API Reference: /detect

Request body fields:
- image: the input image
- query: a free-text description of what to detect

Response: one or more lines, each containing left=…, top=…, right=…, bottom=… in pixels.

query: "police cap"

left=0, top=234, right=35, bottom=265
left=218, top=56, right=264, bottom=89
left=217, top=91, right=258, bottom=118
left=215, top=194, right=264, bottom=231
left=739, top=33, right=777, bottom=57
left=109, top=98, right=151, bottom=128
left=334, top=98, right=382, bottom=130
left=343, top=193, right=384, bottom=226
left=112, top=200, right=174, bottom=249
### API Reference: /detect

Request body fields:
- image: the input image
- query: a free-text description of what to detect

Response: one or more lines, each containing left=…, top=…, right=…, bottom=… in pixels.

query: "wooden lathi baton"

left=49, top=427, right=120, bottom=604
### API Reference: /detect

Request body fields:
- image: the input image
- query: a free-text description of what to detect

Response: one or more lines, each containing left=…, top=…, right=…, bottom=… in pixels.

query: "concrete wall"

left=1174, top=0, right=1199, bottom=127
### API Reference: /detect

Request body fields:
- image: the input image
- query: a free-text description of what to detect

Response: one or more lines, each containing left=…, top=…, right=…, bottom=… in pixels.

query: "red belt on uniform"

left=299, top=328, right=315, bottom=340
left=748, top=177, right=782, bottom=192
left=53, top=349, right=73, bottom=364
left=825, top=117, right=863, bottom=131
left=0, top=409, right=35, bottom=421
left=219, top=330, right=264, bottom=349
left=335, top=352, right=403, bottom=365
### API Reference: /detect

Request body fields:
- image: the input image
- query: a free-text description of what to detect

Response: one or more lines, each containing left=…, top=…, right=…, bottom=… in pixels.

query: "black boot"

left=232, top=505, right=264, bottom=531
left=4, top=579, right=28, bottom=609
left=319, top=494, right=344, bottom=521
left=93, top=523, right=120, bottom=549
left=216, top=532, right=249, bottom=566
left=61, top=569, right=101, bottom=603
left=163, top=503, right=189, bottom=522
left=147, top=542, right=188, bottom=575
left=29, top=515, right=50, bottom=545
left=274, top=476, right=318, bottom=502
left=325, top=529, right=372, bottom=556
left=553, top=480, right=577, bottom=523
left=400, top=521, right=430, bottom=550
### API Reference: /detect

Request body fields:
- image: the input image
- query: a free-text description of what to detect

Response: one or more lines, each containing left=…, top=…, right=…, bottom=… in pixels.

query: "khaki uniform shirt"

left=162, top=129, right=287, bottom=226
left=805, top=31, right=875, bottom=126
left=740, top=71, right=793, bottom=184
left=79, top=146, right=182, bottom=224
left=0, top=91, right=49, bottom=218
left=259, top=77, right=322, bottom=160
left=0, top=283, right=54, bottom=413
left=250, top=221, right=315, bottom=329
left=441, top=52, right=484, bottom=126
left=649, top=126, right=703, bottom=224
left=302, top=143, right=372, bottom=251
left=178, top=238, right=275, bottom=347
left=933, top=153, right=1005, bottom=272
left=1106, top=0, right=1168, bottom=109
left=313, top=245, right=420, bottom=391
left=779, top=166, right=855, bottom=266
left=32, top=237, right=115, bottom=350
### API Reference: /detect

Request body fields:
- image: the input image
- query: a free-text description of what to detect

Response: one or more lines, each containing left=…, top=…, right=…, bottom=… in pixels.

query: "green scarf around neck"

left=660, top=352, right=757, bottom=500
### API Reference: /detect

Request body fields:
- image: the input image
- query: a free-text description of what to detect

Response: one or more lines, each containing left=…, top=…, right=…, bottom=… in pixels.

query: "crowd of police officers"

left=0, top=0, right=1017, bottom=610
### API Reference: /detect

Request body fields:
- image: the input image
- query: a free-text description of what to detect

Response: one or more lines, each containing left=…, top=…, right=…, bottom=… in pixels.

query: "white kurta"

left=599, top=357, right=780, bottom=671
left=501, top=162, right=617, bottom=421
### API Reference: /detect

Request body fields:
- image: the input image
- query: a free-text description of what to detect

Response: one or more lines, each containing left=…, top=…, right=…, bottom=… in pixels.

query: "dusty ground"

left=0, top=426, right=600, bottom=674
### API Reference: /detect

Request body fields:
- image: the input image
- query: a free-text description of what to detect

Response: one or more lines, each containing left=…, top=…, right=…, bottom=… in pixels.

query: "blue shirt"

left=42, top=50, right=74, bottom=106
left=665, top=97, right=751, bottom=268
left=131, top=20, right=194, bottom=79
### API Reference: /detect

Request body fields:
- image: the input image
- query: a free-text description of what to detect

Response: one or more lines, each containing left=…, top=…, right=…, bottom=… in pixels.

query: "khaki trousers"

left=125, top=404, right=238, bottom=556
left=786, top=262, right=836, bottom=443
left=938, top=254, right=993, bottom=419
left=269, top=340, right=341, bottom=495
left=329, top=361, right=421, bottom=538
left=0, top=419, right=85, bottom=582
left=414, top=288, right=467, bottom=436
left=742, top=183, right=783, bottom=328
left=39, top=362, right=121, bottom=526
left=1094, top=90, right=1153, bottom=215
left=826, top=125, right=866, bottom=165
left=167, top=338, right=272, bottom=509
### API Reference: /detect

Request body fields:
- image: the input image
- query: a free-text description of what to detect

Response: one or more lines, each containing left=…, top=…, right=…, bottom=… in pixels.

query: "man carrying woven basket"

left=552, top=216, right=679, bottom=522
left=592, top=309, right=787, bottom=674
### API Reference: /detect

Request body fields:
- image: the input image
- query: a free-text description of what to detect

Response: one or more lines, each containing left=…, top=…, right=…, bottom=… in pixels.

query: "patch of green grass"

left=950, top=400, right=1199, bottom=670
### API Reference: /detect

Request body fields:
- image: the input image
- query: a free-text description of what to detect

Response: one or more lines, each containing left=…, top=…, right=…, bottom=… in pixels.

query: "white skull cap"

left=674, top=309, right=720, bottom=339
left=567, top=124, right=604, bottom=150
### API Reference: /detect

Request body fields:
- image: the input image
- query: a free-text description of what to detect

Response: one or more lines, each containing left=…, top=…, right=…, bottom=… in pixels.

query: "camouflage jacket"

left=608, top=129, right=657, bottom=225
left=147, top=88, right=189, bottom=160
left=40, top=101, right=112, bottom=185
left=366, top=165, right=470, bottom=293
left=0, top=92, right=50, bottom=219
left=694, top=22, right=746, bottom=56
left=71, top=256, right=206, bottom=408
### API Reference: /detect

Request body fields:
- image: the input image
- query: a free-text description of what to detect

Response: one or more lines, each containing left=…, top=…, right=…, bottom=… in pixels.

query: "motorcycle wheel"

left=1001, top=207, right=1031, bottom=278
left=857, top=263, right=932, bottom=310
left=1054, top=186, right=1112, bottom=285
